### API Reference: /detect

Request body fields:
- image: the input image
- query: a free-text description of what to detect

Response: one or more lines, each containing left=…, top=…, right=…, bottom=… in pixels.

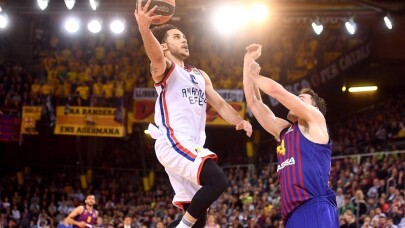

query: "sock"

left=176, top=217, right=195, bottom=228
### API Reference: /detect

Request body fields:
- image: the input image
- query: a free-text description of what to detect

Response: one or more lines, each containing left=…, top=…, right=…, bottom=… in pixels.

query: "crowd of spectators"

left=0, top=151, right=403, bottom=228
left=1, top=14, right=367, bottom=117
left=331, top=94, right=405, bottom=155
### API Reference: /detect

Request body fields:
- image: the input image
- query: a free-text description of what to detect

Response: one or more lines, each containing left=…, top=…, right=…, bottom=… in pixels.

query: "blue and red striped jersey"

left=276, top=122, right=336, bottom=221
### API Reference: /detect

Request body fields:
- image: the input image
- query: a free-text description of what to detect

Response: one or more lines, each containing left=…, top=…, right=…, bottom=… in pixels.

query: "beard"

left=86, top=202, right=94, bottom=207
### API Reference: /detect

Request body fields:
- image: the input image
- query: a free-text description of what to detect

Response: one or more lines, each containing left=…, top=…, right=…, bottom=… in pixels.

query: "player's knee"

left=200, top=159, right=229, bottom=192
left=215, top=170, right=229, bottom=193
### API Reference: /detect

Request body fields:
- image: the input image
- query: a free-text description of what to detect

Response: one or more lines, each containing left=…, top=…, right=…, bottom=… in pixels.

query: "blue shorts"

left=285, top=198, right=339, bottom=228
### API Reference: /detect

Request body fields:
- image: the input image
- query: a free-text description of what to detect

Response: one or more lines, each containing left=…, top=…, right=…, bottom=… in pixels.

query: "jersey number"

left=87, top=216, right=91, bottom=223
left=277, top=140, right=286, bottom=156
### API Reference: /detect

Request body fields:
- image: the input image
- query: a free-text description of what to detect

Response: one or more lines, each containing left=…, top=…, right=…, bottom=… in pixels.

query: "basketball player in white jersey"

left=134, top=0, right=252, bottom=227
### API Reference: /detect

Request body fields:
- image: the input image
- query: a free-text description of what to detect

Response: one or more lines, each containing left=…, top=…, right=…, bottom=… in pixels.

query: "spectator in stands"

left=75, top=82, right=90, bottom=106
left=350, top=190, right=368, bottom=221
left=336, top=188, right=346, bottom=210
left=205, top=214, right=220, bottom=228
left=92, top=77, right=104, bottom=106
left=340, top=209, right=357, bottom=228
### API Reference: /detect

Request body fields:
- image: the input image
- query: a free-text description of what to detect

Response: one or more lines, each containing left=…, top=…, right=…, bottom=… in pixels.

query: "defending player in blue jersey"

left=242, top=44, right=339, bottom=228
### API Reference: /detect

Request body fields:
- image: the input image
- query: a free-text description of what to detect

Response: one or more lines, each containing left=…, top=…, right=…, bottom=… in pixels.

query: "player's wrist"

left=138, top=25, right=151, bottom=34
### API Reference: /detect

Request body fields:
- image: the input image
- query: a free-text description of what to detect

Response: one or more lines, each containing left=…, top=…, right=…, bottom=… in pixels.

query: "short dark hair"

left=300, top=88, right=327, bottom=116
left=151, top=24, right=178, bottom=44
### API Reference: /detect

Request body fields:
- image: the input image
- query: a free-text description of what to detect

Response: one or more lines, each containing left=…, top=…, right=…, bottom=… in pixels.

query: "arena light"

left=110, top=19, right=125, bottom=34
left=249, top=3, right=269, bottom=23
left=64, top=17, right=80, bottom=33
left=345, top=17, right=357, bottom=35
left=89, top=0, right=99, bottom=11
left=64, top=0, right=76, bottom=10
left=348, top=86, right=378, bottom=93
left=87, top=19, right=102, bottom=33
left=342, top=85, right=347, bottom=92
left=384, top=15, right=393, bottom=30
left=212, top=5, right=247, bottom=34
left=0, top=14, right=7, bottom=29
left=37, top=0, right=49, bottom=10
left=311, top=17, right=323, bottom=35
left=0, top=7, right=8, bottom=29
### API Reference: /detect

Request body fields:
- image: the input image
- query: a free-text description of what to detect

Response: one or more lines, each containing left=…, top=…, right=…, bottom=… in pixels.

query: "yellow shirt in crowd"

left=92, top=82, right=103, bottom=97
left=102, top=82, right=114, bottom=99
left=62, top=81, right=71, bottom=98
left=76, top=85, right=90, bottom=100
left=41, top=83, right=54, bottom=95
left=114, top=82, right=124, bottom=98
left=31, top=83, right=41, bottom=95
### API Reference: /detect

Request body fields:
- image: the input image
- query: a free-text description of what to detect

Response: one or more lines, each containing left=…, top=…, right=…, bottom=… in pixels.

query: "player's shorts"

left=154, top=134, right=217, bottom=208
left=285, top=197, right=339, bottom=228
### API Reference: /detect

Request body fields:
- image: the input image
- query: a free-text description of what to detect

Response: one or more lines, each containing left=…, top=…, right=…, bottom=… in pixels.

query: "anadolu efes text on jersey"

left=154, top=63, right=208, bottom=146
left=181, top=86, right=207, bottom=106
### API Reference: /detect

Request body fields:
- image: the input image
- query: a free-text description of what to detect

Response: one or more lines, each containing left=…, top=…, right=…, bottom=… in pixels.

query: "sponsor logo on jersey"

left=277, top=157, right=295, bottom=172
left=181, top=87, right=207, bottom=106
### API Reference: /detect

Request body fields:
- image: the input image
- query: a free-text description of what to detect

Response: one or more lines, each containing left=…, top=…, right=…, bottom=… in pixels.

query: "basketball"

left=139, top=0, right=175, bottom=25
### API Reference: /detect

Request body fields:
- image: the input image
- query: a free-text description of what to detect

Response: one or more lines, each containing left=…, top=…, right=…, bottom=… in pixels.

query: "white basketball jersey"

left=154, top=62, right=207, bottom=147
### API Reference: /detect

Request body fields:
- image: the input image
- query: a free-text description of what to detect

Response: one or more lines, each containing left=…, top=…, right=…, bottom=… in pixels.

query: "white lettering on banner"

left=216, top=89, right=244, bottom=102
left=320, top=63, right=340, bottom=83
left=133, top=88, right=158, bottom=100
left=269, top=43, right=371, bottom=107
left=277, top=157, right=296, bottom=172
left=339, top=45, right=371, bottom=71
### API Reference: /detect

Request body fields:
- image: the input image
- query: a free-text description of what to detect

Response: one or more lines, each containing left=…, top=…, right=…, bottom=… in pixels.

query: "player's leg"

left=154, top=140, right=227, bottom=228
left=167, top=204, right=207, bottom=228
left=178, top=158, right=228, bottom=228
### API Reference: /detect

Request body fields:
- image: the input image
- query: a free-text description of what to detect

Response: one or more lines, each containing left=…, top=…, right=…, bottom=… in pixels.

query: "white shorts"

left=154, top=136, right=217, bottom=208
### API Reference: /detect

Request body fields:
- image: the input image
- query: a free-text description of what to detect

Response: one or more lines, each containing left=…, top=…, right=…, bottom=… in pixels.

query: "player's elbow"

left=245, top=96, right=256, bottom=107
left=246, top=96, right=261, bottom=111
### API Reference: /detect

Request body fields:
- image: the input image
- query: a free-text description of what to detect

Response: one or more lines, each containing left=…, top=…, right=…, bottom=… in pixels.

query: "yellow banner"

left=54, top=106, right=125, bottom=137
left=133, top=101, right=246, bottom=126
left=21, top=106, right=42, bottom=135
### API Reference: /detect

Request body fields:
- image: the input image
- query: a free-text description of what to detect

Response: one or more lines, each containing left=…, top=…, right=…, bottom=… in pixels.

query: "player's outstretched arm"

left=202, top=70, right=252, bottom=137
left=246, top=53, right=323, bottom=123
left=134, top=0, right=168, bottom=83
left=243, top=44, right=290, bottom=141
